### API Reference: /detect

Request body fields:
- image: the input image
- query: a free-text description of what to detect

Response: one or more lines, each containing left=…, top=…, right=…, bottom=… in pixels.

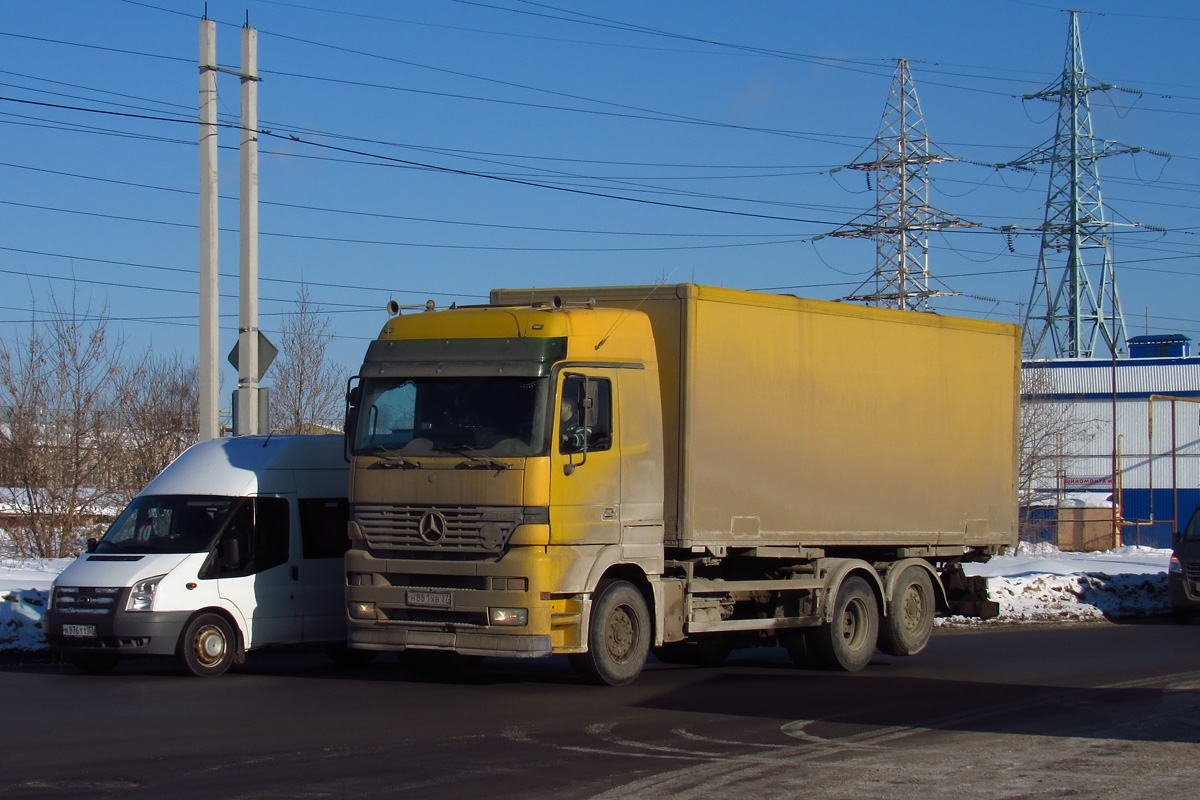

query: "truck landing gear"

left=571, top=580, right=650, bottom=686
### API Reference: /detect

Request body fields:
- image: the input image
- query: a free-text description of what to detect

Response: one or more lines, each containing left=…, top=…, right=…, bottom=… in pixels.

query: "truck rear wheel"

left=177, top=612, right=235, bottom=677
left=809, top=576, right=878, bottom=672
left=878, top=566, right=935, bottom=657
left=570, top=579, right=650, bottom=686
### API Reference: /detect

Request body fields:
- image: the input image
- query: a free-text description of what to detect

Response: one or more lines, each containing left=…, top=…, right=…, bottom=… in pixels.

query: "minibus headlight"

left=1170, top=555, right=1183, bottom=574
left=126, top=575, right=165, bottom=612
left=488, top=607, right=528, bottom=626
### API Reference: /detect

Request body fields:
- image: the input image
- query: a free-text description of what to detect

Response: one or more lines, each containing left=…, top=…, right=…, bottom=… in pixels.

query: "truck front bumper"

left=345, top=546, right=584, bottom=658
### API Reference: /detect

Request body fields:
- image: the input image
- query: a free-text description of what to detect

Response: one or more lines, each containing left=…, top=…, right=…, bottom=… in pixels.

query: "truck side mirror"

left=85, top=538, right=98, bottom=554
left=581, top=379, right=597, bottom=428
left=1173, top=529, right=1183, bottom=548
left=563, top=376, right=594, bottom=476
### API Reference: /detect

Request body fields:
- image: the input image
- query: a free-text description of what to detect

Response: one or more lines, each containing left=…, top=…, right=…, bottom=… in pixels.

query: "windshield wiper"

left=449, top=448, right=510, bottom=471
left=366, top=450, right=421, bottom=470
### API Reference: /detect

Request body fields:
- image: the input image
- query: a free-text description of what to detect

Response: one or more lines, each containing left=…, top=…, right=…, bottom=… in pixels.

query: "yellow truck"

left=344, top=284, right=1020, bottom=685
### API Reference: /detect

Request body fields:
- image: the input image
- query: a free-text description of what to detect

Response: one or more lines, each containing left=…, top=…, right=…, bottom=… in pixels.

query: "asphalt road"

left=4, top=621, right=1199, bottom=799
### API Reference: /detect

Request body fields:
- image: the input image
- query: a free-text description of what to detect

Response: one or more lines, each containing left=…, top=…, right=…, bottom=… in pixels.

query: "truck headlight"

left=488, top=607, right=528, bottom=626
left=348, top=602, right=378, bottom=620
left=126, top=575, right=165, bottom=612
left=1170, top=555, right=1183, bottom=574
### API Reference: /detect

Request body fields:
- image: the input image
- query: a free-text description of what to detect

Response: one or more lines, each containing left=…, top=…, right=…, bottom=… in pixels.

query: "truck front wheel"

left=878, top=566, right=935, bottom=656
left=809, top=576, right=878, bottom=672
left=177, top=613, right=235, bottom=677
left=570, top=579, right=650, bottom=686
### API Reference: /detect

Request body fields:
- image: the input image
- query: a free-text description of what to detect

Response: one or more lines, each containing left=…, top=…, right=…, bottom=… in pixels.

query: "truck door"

left=210, top=496, right=301, bottom=647
left=550, top=371, right=621, bottom=545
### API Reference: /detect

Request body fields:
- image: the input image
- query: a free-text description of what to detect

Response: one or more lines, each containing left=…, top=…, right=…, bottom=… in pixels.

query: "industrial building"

left=1023, top=335, right=1200, bottom=549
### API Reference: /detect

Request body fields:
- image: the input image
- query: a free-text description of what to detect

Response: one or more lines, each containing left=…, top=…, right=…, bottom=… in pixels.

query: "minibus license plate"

left=63, top=624, right=96, bottom=637
left=407, top=590, right=451, bottom=609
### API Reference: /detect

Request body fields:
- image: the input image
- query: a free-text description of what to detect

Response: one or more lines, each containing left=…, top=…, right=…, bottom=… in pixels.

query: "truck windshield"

left=94, top=495, right=239, bottom=555
left=352, top=376, right=550, bottom=458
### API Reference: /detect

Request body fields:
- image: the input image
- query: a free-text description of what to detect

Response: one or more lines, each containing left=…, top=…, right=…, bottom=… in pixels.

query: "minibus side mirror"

left=221, top=537, right=241, bottom=569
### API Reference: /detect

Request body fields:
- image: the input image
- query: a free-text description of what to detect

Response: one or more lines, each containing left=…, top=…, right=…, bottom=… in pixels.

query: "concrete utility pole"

left=198, top=19, right=220, bottom=440
left=235, top=24, right=263, bottom=434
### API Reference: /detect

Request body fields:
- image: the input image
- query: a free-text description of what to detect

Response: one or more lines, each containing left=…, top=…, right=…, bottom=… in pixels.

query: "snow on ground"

left=952, top=543, right=1171, bottom=626
left=0, top=545, right=1175, bottom=653
left=0, top=558, right=72, bottom=651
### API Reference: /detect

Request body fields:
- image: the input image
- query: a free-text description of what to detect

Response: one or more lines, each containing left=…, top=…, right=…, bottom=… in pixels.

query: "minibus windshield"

left=94, top=495, right=239, bottom=555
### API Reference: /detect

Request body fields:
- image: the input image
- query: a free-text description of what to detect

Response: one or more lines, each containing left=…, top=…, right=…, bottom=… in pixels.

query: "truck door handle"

left=602, top=507, right=618, bottom=521
left=291, top=566, right=299, bottom=582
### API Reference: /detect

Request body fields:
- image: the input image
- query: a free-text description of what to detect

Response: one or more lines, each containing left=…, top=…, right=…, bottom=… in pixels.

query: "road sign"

left=227, top=331, right=278, bottom=381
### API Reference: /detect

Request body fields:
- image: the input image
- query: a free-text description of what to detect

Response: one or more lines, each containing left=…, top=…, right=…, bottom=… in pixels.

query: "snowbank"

left=0, top=559, right=71, bottom=651
left=950, top=544, right=1171, bottom=625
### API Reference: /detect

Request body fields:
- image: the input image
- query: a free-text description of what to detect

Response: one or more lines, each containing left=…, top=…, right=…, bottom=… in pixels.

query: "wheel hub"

left=194, top=626, right=227, bottom=665
left=902, top=587, right=926, bottom=633
left=606, top=607, right=635, bottom=661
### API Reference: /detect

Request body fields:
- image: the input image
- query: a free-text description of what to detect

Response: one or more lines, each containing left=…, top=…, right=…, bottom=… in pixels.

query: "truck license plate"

left=62, top=624, right=97, bottom=638
left=407, top=590, right=451, bottom=609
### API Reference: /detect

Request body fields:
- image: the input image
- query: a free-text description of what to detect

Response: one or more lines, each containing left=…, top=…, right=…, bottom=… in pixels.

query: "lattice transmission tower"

left=1013, top=10, right=1133, bottom=359
left=833, top=58, right=973, bottom=312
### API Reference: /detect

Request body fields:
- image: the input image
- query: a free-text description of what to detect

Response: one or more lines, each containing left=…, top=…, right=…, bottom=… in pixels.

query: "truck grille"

left=1186, top=562, right=1200, bottom=582
left=353, top=504, right=528, bottom=555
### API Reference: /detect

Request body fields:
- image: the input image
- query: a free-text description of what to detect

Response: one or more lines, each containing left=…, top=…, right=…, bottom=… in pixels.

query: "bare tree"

left=1018, top=363, right=1095, bottom=546
left=270, top=286, right=346, bottom=433
left=114, top=352, right=199, bottom=492
left=0, top=295, right=127, bottom=557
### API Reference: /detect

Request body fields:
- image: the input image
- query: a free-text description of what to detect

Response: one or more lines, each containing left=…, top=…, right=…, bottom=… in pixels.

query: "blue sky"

left=1, top=0, right=1197, bottom=381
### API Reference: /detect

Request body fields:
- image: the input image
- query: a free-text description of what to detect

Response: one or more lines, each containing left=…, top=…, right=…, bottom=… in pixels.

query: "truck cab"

left=46, top=435, right=351, bottom=676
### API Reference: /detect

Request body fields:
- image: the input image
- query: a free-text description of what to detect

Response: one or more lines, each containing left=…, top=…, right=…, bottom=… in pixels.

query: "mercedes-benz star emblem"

left=418, top=510, right=448, bottom=544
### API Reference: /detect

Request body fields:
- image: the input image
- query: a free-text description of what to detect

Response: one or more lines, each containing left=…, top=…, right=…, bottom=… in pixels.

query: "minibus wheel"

left=177, top=613, right=235, bottom=677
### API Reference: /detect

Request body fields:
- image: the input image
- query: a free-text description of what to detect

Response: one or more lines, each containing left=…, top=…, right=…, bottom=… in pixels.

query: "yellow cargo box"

left=491, top=284, right=1020, bottom=551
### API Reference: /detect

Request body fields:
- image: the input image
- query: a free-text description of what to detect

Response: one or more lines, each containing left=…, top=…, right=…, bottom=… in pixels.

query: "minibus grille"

left=53, top=586, right=123, bottom=615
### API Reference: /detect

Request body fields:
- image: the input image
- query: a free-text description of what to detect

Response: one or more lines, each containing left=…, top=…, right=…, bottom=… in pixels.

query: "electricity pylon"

left=1012, top=10, right=1133, bottom=359
left=833, top=58, right=973, bottom=312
